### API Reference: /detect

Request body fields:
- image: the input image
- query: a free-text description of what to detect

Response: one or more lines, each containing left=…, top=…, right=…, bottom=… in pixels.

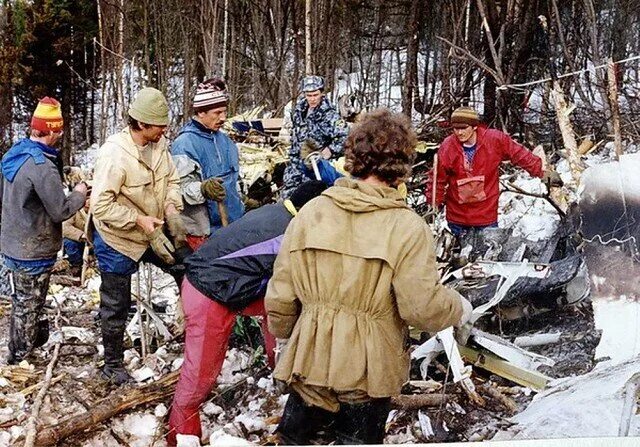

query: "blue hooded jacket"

left=171, top=120, right=244, bottom=232
left=2, top=138, right=60, bottom=183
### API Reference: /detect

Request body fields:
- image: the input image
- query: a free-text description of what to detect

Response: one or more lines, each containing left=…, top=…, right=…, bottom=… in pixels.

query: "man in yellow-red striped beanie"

left=30, top=97, right=64, bottom=134
left=1, top=96, right=88, bottom=364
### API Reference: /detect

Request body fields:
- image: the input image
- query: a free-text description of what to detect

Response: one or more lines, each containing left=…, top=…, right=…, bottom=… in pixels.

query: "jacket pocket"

left=456, top=175, right=486, bottom=204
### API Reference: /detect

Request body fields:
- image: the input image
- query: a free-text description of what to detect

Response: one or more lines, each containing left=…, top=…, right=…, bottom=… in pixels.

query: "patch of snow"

left=593, top=296, right=640, bottom=364
left=234, top=413, right=266, bottom=433
left=0, top=431, right=11, bottom=447
left=123, top=413, right=160, bottom=437
left=209, top=429, right=254, bottom=446
left=176, top=434, right=201, bottom=446
left=492, top=356, right=640, bottom=440
left=155, top=403, right=168, bottom=418
left=131, top=366, right=155, bottom=382
left=499, top=175, right=560, bottom=241
left=203, top=402, right=224, bottom=416
left=256, top=377, right=273, bottom=392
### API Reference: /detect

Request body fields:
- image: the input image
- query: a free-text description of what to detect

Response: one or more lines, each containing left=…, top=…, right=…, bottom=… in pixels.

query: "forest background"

left=1, top=0, right=639, bottom=164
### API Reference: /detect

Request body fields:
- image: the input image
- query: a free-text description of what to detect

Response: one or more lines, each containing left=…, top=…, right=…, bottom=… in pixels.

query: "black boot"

left=277, top=391, right=334, bottom=445
left=7, top=271, right=51, bottom=364
left=334, top=398, right=391, bottom=445
left=34, top=319, right=50, bottom=348
left=99, top=272, right=133, bottom=385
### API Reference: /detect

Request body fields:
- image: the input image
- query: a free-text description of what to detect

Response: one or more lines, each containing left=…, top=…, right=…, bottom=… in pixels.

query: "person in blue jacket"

left=171, top=78, right=244, bottom=250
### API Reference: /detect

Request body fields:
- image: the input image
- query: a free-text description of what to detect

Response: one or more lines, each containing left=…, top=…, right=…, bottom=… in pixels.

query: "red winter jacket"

left=426, top=127, right=543, bottom=226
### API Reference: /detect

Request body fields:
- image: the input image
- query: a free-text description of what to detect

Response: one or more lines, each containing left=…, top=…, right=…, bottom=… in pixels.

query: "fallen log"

left=390, top=393, right=448, bottom=410
left=480, top=383, right=518, bottom=415
left=32, top=370, right=180, bottom=446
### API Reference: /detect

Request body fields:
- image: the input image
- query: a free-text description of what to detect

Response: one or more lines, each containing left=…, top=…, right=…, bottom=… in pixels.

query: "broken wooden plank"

left=458, top=345, right=551, bottom=392
left=390, top=394, right=448, bottom=410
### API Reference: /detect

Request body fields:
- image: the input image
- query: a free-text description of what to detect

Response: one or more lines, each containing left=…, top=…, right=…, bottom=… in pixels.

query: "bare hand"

left=136, top=215, right=164, bottom=235
left=321, top=147, right=332, bottom=160
left=73, top=181, right=88, bottom=197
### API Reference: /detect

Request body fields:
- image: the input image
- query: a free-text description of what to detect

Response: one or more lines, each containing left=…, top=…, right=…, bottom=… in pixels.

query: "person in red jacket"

left=427, top=107, right=561, bottom=237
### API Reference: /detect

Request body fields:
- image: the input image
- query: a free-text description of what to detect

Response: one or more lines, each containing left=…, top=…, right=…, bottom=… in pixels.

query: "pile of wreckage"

left=0, top=113, right=638, bottom=446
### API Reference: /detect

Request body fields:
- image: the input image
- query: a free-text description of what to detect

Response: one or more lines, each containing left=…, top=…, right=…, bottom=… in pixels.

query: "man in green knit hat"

left=90, top=87, right=186, bottom=384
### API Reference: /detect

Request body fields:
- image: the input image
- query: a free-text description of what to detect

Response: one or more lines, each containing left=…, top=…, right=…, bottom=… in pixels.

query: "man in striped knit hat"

left=171, top=78, right=248, bottom=250
left=1, top=97, right=88, bottom=364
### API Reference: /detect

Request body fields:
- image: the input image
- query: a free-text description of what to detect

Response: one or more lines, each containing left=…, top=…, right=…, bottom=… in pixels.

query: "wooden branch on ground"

left=20, top=374, right=65, bottom=397
left=31, top=370, right=181, bottom=446
left=24, top=342, right=62, bottom=447
left=390, top=394, right=448, bottom=410
left=480, top=383, right=518, bottom=415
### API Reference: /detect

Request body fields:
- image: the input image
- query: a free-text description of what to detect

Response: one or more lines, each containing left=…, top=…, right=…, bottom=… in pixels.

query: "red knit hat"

left=31, top=97, right=63, bottom=133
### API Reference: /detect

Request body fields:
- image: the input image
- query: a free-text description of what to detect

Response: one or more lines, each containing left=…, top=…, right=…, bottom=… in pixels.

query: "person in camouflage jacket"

left=282, top=75, right=348, bottom=197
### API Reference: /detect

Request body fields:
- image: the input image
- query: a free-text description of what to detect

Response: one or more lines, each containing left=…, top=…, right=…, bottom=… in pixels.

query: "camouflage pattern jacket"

left=290, top=95, right=348, bottom=163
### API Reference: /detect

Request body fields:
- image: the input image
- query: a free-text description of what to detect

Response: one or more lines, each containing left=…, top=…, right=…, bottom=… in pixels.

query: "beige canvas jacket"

left=90, top=128, right=182, bottom=260
left=266, top=177, right=463, bottom=398
left=62, top=209, right=87, bottom=242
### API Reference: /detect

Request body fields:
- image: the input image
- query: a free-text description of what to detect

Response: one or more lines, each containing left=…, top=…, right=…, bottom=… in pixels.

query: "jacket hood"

left=322, top=177, right=408, bottom=213
left=1, top=138, right=58, bottom=183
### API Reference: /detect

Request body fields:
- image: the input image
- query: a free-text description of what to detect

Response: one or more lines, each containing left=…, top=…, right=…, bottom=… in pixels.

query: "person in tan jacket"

left=90, top=87, right=186, bottom=385
left=265, top=109, right=472, bottom=445
left=62, top=200, right=89, bottom=272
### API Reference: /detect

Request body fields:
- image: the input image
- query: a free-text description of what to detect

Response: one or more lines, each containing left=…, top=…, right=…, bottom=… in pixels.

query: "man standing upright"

left=171, top=78, right=244, bottom=250
left=1, top=97, right=88, bottom=364
left=281, top=75, right=348, bottom=197
left=91, top=87, right=186, bottom=384
left=428, top=106, right=563, bottom=237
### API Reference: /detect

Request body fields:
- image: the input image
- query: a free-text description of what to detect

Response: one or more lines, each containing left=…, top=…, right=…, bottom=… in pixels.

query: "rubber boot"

left=277, top=391, right=334, bottom=445
left=7, top=271, right=51, bottom=364
left=334, top=398, right=391, bottom=445
left=99, top=272, right=133, bottom=385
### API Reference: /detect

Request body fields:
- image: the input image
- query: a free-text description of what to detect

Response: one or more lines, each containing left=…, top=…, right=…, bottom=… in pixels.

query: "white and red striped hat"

left=193, top=78, right=229, bottom=110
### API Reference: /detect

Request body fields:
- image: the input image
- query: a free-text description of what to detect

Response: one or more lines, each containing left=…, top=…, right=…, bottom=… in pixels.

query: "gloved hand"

left=300, top=140, right=320, bottom=170
left=542, top=169, right=563, bottom=187
left=454, top=296, right=474, bottom=345
left=201, top=177, right=226, bottom=202
left=242, top=195, right=261, bottom=211
left=165, top=214, right=187, bottom=248
left=148, top=227, right=176, bottom=265
left=455, top=297, right=473, bottom=328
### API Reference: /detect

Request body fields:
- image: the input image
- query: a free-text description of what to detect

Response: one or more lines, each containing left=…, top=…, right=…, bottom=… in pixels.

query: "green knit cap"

left=128, top=87, right=169, bottom=126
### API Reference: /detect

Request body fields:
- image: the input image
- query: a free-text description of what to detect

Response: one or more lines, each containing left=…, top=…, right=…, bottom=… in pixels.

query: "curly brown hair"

left=343, top=108, right=417, bottom=185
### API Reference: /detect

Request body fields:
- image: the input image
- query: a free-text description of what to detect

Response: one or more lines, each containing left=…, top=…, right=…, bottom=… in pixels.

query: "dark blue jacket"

left=185, top=202, right=294, bottom=310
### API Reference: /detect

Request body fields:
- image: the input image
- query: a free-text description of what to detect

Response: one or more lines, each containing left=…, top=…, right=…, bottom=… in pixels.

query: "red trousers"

left=167, top=278, right=276, bottom=445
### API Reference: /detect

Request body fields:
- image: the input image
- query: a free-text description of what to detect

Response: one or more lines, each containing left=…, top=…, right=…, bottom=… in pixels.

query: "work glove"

left=242, top=195, right=261, bottom=211
left=165, top=214, right=187, bottom=249
left=300, top=140, right=321, bottom=170
left=454, top=296, right=474, bottom=345
left=148, top=227, right=176, bottom=265
left=201, top=177, right=226, bottom=202
left=542, top=169, right=563, bottom=187
left=455, top=296, right=473, bottom=328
